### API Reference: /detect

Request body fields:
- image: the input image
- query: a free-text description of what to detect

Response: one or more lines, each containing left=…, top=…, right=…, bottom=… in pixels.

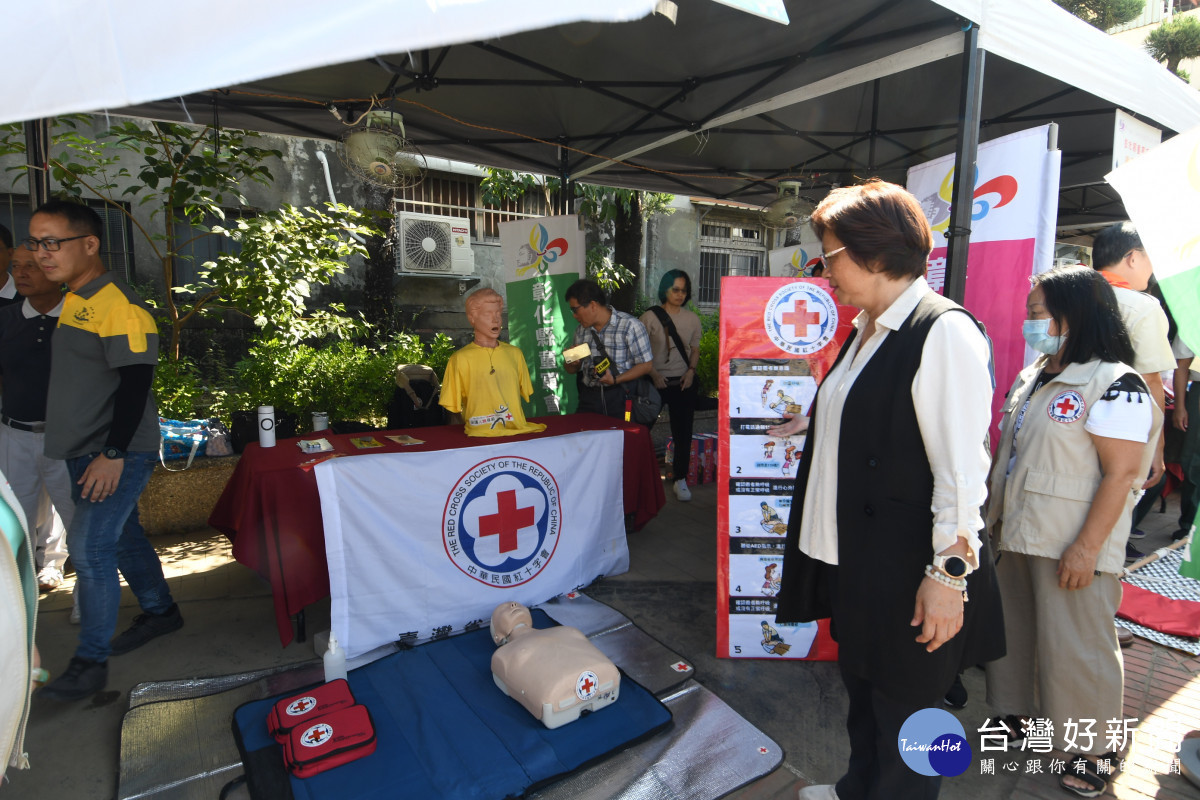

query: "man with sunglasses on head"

left=562, top=279, right=653, bottom=421
left=29, top=200, right=181, bottom=703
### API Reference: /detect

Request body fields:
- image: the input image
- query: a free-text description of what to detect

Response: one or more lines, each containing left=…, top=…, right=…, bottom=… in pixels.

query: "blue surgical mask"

left=1022, top=318, right=1065, bottom=355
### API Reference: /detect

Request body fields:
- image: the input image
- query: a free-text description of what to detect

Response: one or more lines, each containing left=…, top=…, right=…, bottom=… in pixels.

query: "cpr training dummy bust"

left=440, top=288, right=547, bottom=437
left=489, top=601, right=620, bottom=729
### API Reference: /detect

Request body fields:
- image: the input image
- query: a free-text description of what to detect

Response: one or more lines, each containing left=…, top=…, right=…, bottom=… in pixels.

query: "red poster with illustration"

left=717, top=276, right=855, bottom=661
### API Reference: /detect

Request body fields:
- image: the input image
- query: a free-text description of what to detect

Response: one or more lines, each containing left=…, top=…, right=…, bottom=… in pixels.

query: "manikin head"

left=465, top=288, right=504, bottom=347
left=490, top=601, right=534, bottom=646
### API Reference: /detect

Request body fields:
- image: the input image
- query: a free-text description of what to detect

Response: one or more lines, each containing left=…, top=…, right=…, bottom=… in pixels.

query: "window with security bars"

left=170, top=208, right=251, bottom=287
left=697, top=248, right=764, bottom=305
left=0, top=195, right=135, bottom=282
left=394, top=174, right=548, bottom=241
left=696, top=217, right=765, bottom=306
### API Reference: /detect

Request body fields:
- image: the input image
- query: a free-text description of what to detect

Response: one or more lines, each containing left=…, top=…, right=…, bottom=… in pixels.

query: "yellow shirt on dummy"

left=440, top=342, right=547, bottom=437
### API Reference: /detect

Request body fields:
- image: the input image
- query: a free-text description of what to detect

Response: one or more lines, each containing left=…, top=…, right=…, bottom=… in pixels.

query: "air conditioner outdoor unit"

left=394, top=211, right=475, bottom=276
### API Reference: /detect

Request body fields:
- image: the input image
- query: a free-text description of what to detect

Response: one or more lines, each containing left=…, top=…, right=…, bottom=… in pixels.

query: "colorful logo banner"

left=501, top=215, right=585, bottom=416
left=907, top=125, right=1061, bottom=436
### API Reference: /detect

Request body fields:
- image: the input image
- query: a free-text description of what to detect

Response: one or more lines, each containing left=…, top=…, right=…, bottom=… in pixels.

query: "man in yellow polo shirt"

left=31, top=201, right=182, bottom=702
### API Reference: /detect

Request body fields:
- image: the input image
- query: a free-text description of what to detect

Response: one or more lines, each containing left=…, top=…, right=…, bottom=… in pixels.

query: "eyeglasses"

left=23, top=235, right=89, bottom=252
left=817, top=245, right=846, bottom=270
left=568, top=303, right=585, bottom=316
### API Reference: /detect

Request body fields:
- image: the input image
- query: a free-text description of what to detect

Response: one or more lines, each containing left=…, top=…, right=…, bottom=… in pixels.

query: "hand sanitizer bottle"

left=323, top=631, right=347, bottom=682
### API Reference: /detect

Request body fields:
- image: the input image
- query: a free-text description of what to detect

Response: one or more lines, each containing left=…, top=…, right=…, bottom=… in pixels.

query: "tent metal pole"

left=559, top=145, right=571, bottom=216
left=24, top=119, right=51, bottom=209
left=945, top=24, right=985, bottom=306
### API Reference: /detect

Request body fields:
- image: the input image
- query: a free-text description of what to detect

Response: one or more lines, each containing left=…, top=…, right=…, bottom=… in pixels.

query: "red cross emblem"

left=781, top=299, right=821, bottom=338
left=1047, top=390, right=1086, bottom=423
left=479, top=489, right=536, bottom=553
left=576, top=670, right=599, bottom=699
left=287, top=697, right=314, bottom=715
left=301, top=723, right=333, bottom=747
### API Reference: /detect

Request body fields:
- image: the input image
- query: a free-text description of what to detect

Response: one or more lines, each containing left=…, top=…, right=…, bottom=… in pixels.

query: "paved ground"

left=7, top=440, right=1200, bottom=799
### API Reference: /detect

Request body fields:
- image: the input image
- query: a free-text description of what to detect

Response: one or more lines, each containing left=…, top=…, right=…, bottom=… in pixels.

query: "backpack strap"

left=648, top=306, right=691, bottom=367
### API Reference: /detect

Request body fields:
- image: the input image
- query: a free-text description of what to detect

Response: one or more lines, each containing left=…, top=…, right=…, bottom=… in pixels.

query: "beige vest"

left=986, top=357, right=1162, bottom=574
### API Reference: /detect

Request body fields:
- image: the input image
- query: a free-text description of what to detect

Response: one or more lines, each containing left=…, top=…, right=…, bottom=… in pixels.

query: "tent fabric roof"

left=7, top=0, right=1198, bottom=225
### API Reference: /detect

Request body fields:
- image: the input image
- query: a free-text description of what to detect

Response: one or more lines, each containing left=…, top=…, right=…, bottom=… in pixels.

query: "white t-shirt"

left=1083, top=374, right=1155, bottom=443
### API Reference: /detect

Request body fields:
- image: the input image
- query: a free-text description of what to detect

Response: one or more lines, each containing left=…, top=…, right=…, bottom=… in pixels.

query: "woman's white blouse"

left=797, top=277, right=993, bottom=567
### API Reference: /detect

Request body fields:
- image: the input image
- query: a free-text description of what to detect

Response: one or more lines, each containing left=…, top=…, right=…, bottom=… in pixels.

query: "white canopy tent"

left=5, top=0, right=1198, bottom=228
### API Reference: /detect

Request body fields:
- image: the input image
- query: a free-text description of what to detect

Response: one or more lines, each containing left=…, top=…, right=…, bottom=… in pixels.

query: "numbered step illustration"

left=728, top=434, right=805, bottom=479
left=729, top=359, right=816, bottom=420
left=729, top=495, right=792, bottom=538
left=727, top=615, right=819, bottom=659
left=729, top=553, right=788, bottom=599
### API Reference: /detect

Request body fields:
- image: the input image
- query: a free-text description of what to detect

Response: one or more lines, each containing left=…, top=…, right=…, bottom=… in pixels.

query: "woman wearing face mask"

left=984, top=264, right=1162, bottom=799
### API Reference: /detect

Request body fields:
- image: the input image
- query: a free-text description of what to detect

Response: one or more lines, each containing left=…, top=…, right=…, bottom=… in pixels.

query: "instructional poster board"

left=716, top=276, right=855, bottom=660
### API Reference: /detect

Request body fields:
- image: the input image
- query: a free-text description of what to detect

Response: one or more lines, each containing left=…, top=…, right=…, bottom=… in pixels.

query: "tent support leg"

left=945, top=24, right=985, bottom=305
left=24, top=118, right=51, bottom=209
left=558, top=144, right=572, bottom=215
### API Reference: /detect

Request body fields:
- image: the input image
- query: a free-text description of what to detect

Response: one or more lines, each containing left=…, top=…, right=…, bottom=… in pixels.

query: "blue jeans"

left=66, top=452, right=173, bottom=662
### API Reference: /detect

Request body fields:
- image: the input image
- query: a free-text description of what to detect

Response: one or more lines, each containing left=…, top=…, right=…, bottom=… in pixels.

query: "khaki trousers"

left=985, top=551, right=1123, bottom=756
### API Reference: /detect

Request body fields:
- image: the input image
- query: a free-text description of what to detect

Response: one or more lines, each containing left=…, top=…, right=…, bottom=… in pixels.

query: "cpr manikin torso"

left=489, top=602, right=620, bottom=729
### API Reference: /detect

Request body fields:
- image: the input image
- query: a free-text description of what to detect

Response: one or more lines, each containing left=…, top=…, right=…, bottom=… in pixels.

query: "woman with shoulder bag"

left=641, top=270, right=702, bottom=502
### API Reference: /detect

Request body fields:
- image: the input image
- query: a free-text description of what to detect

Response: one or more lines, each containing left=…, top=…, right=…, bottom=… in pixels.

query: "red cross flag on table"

left=314, top=430, right=627, bottom=658
left=717, top=276, right=855, bottom=661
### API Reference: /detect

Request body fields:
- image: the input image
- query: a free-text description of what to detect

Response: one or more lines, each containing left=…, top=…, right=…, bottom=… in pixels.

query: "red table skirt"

left=209, top=414, right=664, bottom=645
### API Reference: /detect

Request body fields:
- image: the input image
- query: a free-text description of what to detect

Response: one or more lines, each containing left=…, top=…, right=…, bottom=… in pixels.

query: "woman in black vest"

left=769, top=180, right=1004, bottom=800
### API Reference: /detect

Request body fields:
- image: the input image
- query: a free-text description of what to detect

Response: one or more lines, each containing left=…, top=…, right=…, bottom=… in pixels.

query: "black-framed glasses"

left=23, top=235, right=89, bottom=252
left=817, top=245, right=846, bottom=270
left=568, top=303, right=585, bottom=316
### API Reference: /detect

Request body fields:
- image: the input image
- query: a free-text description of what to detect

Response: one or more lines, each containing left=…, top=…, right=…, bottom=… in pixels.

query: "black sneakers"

left=110, top=603, right=184, bottom=656
left=943, top=673, right=968, bottom=709
left=39, top=657, right=107, bottom=702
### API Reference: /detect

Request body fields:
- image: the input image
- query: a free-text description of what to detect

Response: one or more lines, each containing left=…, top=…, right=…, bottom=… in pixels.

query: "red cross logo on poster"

left=763, top=282, right=839, bottom=356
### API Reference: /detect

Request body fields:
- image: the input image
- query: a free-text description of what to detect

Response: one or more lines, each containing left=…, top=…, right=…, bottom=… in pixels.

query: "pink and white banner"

left=907, top=125, right=1061, bottom=435
left=315, top=429, right=627, bottom=657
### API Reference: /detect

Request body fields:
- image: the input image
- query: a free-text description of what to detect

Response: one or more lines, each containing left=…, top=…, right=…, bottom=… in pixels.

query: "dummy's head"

left=465, top=287, right=504, bottom=347
left=490, top=601, right=533, bottom=646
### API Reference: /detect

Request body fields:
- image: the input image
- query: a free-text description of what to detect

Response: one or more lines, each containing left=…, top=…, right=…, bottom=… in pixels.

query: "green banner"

left=507, top=272, right=579, bottom=417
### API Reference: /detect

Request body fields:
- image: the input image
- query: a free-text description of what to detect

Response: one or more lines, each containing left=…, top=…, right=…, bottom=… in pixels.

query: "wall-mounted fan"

left=761, top=181, right=816, bottom=233
left=339, top=111, right=427, bottom=190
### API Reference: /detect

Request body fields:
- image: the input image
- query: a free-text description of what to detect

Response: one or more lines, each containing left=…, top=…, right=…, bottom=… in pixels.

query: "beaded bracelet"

left=924, top=565, right=969, bottom=600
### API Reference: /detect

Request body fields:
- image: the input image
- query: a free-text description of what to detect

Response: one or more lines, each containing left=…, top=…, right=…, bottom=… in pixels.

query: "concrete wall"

left=3, top=117, right=764, bottom=340
left=645, top=198, right=702, bottom=302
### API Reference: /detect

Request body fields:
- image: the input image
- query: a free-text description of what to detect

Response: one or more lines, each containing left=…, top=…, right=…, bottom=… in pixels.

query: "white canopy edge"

left=576, top=0, right=1200, bottom=181
left=572, top=31, right=967, bottom=180
left=935, top=0, right=1200, bottom=134
left=2, top=0, right=658, bottom=128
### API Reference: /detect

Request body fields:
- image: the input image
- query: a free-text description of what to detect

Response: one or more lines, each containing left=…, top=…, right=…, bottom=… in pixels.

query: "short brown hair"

left=464, top=287, right=503, bottom=315
left=809, top=179, right=932, bottom=280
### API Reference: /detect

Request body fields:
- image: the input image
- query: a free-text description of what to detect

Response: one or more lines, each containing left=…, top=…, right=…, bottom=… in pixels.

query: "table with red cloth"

left=208, top=413, right=665, bottom=646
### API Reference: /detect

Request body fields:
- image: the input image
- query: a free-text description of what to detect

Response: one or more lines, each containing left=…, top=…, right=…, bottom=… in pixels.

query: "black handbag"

left=587, top=330, right=662, bottom=425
